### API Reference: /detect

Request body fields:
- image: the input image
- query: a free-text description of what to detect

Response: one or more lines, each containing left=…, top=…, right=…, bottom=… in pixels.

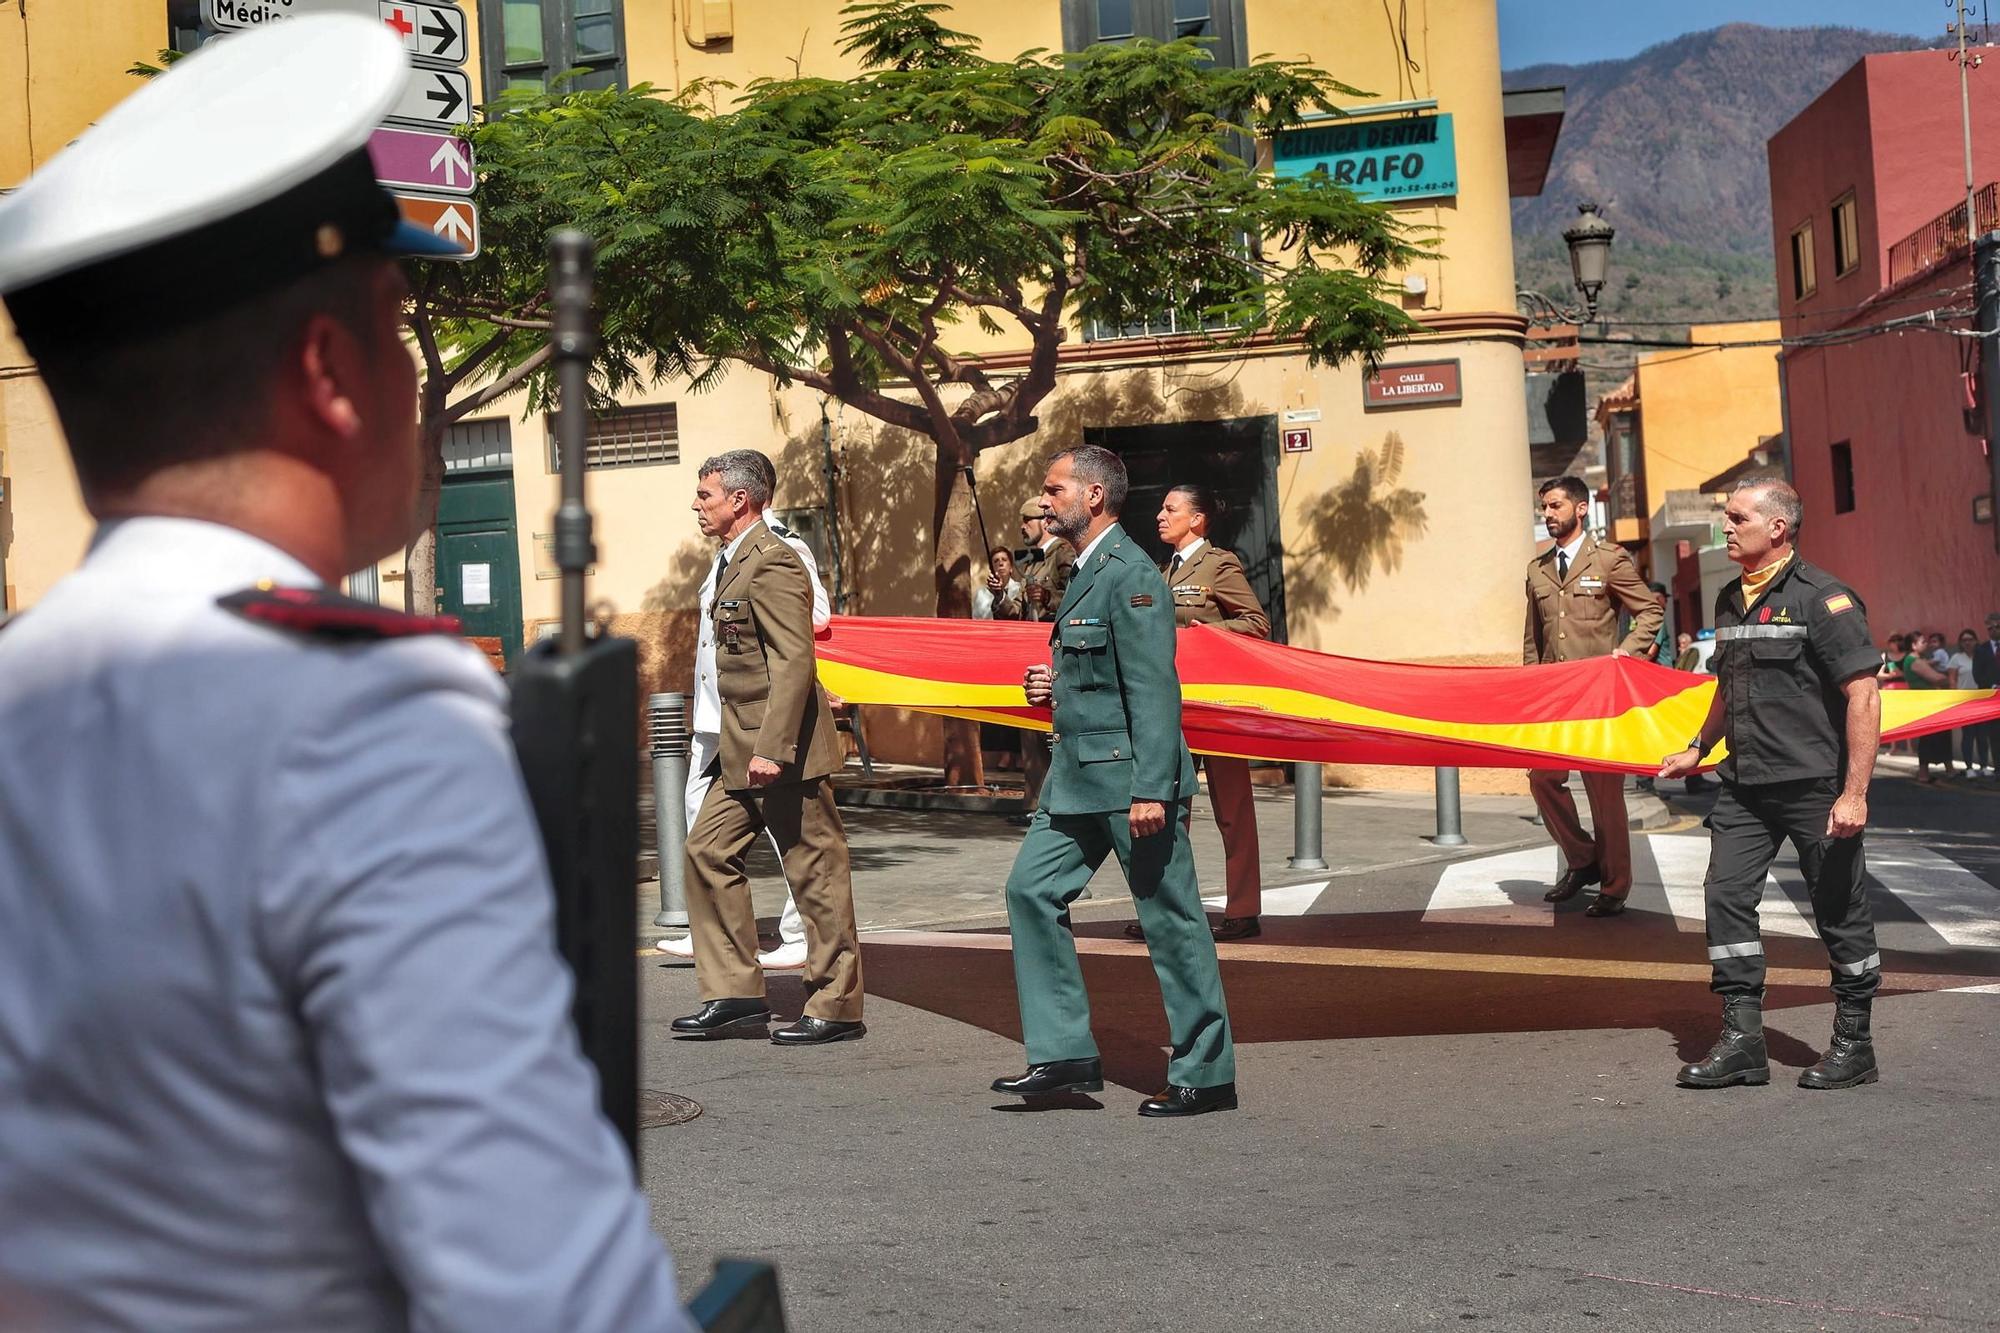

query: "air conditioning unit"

left=684, top=0, right=733, bottom=45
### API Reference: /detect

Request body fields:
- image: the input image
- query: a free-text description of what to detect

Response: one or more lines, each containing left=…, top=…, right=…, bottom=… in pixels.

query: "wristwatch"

left=1686, top=736, right=1708, bottom=756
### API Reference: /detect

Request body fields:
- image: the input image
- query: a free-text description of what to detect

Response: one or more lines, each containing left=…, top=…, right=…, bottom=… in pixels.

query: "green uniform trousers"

left=1004, top=802, right=1235, bottom=1088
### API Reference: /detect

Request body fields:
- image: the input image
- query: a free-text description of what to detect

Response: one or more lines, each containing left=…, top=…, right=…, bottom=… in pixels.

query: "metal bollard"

left=1288, top=762, right=1329, bottom=870
left=1432, top=766, right=1467, bottom=847
left=649, top=692, right=691, bottom=929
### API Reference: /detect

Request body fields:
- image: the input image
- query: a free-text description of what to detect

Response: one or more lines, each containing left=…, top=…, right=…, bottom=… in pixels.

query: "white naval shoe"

left=757, top=940, right=809, bottom=970
left=656, top=934, right=696, bottom=964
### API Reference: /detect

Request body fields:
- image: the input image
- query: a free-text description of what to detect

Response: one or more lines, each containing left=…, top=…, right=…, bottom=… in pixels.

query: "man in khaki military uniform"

left=996, top=500, right=1075, bottom=823
left=673, top=450, right=864, bottom=1044
left=1524, top=476, right=1662, bottom=916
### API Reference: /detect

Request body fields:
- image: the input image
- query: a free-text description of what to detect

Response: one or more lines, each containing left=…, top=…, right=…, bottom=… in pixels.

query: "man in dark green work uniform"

left=1659, top=480, right=1884, bottom=1091
left=990, top=446, right=1237, bottom=1117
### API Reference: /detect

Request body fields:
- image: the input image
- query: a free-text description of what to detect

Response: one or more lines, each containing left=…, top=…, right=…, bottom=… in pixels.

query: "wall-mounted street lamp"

left=1518, top=200, right=1618, bottom=324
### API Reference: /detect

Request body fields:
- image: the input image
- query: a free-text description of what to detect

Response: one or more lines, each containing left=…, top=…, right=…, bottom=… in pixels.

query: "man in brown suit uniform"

left=1524, top=476, right=1662, bottom=916
left=1124, top=483, right=1271, bottom=942
left=672, top=449, right=865, bottom=1044
left=996, top=499, right=1074, bottom=824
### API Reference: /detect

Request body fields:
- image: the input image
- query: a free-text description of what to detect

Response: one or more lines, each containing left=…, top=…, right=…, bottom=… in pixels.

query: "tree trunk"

left=405, top=404, right=450, bottom=616
left=931, top=443, right=985, bottom=789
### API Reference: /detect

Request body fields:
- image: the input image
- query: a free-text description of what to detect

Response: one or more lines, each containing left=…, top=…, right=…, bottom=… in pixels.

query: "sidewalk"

left=638, top=774, right=1677, bottom=940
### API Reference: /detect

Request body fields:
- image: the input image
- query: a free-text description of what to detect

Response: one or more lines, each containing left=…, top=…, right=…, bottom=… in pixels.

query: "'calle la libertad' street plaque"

left=1363, top=359, right=1463, bottom=411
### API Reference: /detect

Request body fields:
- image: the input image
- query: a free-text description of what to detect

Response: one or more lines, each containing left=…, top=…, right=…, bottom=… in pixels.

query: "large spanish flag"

left=816, top=616, right=2000, bottom=775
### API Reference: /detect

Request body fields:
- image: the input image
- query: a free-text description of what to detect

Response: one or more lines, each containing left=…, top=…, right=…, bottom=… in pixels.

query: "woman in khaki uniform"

left=1128, top=484, right=1272, bottom=942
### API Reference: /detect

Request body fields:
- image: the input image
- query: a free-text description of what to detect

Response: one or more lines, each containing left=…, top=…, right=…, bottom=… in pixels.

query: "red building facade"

left=1768, top=49, right=2000, bottom=634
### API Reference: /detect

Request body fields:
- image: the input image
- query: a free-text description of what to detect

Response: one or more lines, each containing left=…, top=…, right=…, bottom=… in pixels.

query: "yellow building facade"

left=3, top=1, right=1556, bottom=784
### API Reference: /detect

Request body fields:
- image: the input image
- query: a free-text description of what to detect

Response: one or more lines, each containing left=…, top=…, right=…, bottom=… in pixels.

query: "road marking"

left=1582, top=1272, right=1919, bottom=1323
left=1866, top=845, right=2000, bottom=948
left=1647, top=833, right=1817, bottom=938
left=1201, top=880, right=1328, bottom=916
left=858, top=930, right=1997, bottom=991
left=1420, top=846, right=1561, bottom=927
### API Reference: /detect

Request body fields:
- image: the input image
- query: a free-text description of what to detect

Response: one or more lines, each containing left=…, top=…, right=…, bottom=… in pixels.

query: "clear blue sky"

left=1498, top=0, right=1952, bottom=69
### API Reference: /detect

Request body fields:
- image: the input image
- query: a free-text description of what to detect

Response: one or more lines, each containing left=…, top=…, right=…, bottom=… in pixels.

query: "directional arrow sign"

left=394, top=191, right=481, bottom=259
left=378, top=1, right=468, bottom=67
left=369, top=127, right=475, bottom=194
left=388, top=67, right=472, bottom=129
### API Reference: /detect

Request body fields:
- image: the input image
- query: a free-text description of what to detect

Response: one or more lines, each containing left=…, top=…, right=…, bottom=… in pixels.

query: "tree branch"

left=444, top=343, right=554, bottom=421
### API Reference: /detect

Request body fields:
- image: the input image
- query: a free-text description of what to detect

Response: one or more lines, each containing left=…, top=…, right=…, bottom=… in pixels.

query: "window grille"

left=443, top=417, right=514, bottom=474
left=548, top=403, right=680, bottom=471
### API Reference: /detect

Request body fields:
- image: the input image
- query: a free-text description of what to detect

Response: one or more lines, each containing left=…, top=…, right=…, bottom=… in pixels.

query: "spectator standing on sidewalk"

left=1974, top=613, right=2000, bottom=777
left=996, top=500, right=1074, bottom=825
left=1673, top=631, right=1701, bottom=672
left=1898, top=638, right=1952, bottom=782
left=1947, top=629, right=1985, bottom=779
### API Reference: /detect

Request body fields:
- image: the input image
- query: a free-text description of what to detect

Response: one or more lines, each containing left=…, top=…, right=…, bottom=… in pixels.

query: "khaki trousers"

left=685, top=774, right=863, bottom=1020
left=1202, top=755, right=1261, bottom=918
left=1528, top=768, right=1632, bottom=896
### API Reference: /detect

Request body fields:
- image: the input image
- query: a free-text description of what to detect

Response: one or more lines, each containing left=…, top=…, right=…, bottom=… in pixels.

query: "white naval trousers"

left=684, top=732, right=804, bottom=946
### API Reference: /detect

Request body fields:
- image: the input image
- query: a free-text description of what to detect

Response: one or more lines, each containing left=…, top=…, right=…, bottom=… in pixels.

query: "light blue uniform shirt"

left=0, top=519, right=692, bottom=1333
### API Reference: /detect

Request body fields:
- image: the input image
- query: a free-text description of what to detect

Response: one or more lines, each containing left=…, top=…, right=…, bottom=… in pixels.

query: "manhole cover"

left=639, top=1090, right=703, bottom=1129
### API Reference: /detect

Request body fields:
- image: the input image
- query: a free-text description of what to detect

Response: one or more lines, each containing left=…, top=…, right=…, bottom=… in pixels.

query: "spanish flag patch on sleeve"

left=1824, top=593, right=1855, bottom=615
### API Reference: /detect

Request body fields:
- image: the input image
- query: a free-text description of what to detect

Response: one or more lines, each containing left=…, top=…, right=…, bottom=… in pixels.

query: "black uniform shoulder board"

left=219, top=584, right=463, bottom=641
left=766, top=519, right=793, bottom=538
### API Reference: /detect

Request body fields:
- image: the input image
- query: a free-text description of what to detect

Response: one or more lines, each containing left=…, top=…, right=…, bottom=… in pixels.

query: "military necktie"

left=1556, top=550, right=1569, bottom=583
left=1169, top=553, right=1183, bottom=578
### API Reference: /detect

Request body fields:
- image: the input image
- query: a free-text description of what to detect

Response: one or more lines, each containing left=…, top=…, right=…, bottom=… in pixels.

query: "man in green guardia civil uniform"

left=990, top=446, right=1238, bottom=1118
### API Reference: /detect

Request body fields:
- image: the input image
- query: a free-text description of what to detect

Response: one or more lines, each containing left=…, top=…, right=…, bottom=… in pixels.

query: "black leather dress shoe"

left=1138, top=1082, right=1238, bottom=1117
left=1583, top=893, right=1628, bottom=917
left=670, top=998, right=770, bottom=1039
left=991, top=1058, right=1104, bottom=1096
left=771, top=1016, right=866, bottom=1045
left=1212, top=916, right=1261, bottom=942
left=1544, top=863, right=1603, bottom=903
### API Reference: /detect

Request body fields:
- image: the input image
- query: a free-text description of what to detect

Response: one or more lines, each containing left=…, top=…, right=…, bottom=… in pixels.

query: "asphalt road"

left=640, top=769, right=2000, bottom=1331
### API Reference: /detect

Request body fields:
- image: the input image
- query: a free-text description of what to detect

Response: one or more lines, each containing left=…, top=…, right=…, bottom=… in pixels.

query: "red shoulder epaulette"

left=218, top=584, right=463, bottom=641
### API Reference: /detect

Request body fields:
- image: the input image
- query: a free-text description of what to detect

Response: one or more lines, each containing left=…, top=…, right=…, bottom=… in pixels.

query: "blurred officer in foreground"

left=1659, top=481, right=1884, bottom=1091
left=993, top=447, right=1236, bottom=1117
left=0, top=20, right=692, bottom=1330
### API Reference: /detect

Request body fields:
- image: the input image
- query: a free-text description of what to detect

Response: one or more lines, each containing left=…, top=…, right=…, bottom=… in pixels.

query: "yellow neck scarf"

left=1740, top=551, right=1793, bottom=607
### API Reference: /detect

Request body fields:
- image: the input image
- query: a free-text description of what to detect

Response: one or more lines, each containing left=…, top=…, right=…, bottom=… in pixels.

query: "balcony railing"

left=1886, top=183, right=1999, bottom=286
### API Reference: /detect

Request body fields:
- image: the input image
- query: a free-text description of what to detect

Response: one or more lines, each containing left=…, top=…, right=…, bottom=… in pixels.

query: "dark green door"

left=1084, top=415, right=1288, bottom=642
left=437, top=474, right=524, bottom=667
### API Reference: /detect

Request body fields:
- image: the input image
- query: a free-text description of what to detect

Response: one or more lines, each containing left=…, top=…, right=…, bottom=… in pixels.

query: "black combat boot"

left=1677, top=995, right=1770, bottom=1088
left=1798, top=1001, right=1878, bottom=1090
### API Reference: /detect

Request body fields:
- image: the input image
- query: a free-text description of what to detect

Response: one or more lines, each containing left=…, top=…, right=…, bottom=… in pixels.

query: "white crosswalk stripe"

left=1645, top=833, right=1817, bottom=938
left=1201, top=880, right=1329, bottom=916
left=1865, top=845, right=2000, bottom=948
left=1419, top=833, right=2000, bottom=952
left=1421, top=846, right=1564, bottom=927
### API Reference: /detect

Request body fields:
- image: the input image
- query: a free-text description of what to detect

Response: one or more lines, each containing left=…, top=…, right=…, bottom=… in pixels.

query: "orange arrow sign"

left=392, top=191, right=480, bottom=260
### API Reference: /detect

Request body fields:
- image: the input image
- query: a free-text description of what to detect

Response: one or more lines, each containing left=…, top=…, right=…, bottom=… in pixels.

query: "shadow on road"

left=858, top=908, right=1990, bottom=1093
